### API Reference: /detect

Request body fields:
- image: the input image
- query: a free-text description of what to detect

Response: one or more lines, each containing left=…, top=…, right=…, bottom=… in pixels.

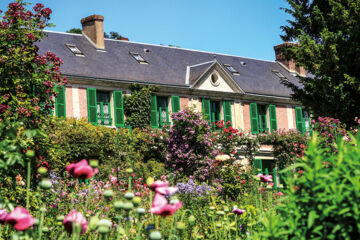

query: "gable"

left=196, top=70, right=234, bottom=92
left=192, top=62, right=244, bottom=93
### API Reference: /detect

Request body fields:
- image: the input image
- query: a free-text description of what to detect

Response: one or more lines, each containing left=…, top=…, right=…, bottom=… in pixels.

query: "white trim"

left=44, top=30, right=275, bottom=63
left=246, top=92, right=292, bottom=100
left=188, top=61, right=215, bottom=68
left=286, top=105, right=294, bottom=129
left=44, top=30, right=83, bottom=37
left=185, top=66, right=190, bottom=85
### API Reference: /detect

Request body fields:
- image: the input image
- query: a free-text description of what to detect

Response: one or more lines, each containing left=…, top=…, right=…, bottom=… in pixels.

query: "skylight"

left=224, top=64, right=240, bottom=75
left=66, top=44, right=84, bottom=56
left=130, top=52, right=148, bottom=64
left=272, top=70, right=287, bottom=80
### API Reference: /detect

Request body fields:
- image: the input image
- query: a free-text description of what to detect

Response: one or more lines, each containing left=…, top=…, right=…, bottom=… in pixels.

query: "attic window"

left=66, top=44, right=84, bottom=56
left=130, top=52, right=148, bottom=64
left=224, top=64, right=240, bottom=75
left=272, top=70, right=287, bottom=80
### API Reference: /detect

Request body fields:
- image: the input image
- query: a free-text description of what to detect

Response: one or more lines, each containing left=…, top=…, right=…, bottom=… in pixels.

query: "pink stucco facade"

left=65, top=87, right=73, bottom=118
left=243, top=102, right=251, bottom=132
left=78, top=88, right=88, bottom=120
left=180, top=97, right=188, bottom=110
left=276, top=105, right=288, bottom=130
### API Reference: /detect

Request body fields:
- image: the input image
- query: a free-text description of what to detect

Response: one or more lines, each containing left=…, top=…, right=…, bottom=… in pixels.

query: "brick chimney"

left=81, top=15, right=105, bottom=50
left=274, top=42, right=306, bottom=77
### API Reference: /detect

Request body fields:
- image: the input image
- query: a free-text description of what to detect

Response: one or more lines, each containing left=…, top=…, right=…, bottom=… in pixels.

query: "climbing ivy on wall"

left=124, top=84, right=156, bottom=129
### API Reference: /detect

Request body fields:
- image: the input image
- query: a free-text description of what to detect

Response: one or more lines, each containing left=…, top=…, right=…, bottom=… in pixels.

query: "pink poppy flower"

left=232, top=207, right=246, bottom=215
left=155, top=186, right=178, bottom=196
left=277, top=192, right=284, bottom=196
left=149, top=194, right=183, bottom=217
left=63, top=209, right=87, bottom=235
left=257, top=174, right=273, bottom=183
left=0, top=209, right=8, bottom=224
left=5, top=207, right=35, bottom=231
left=150, top=181, right=169, bottom=191
left=66, top=160, right=96, bottom=179
left=151, top=193, right=168, bottom=208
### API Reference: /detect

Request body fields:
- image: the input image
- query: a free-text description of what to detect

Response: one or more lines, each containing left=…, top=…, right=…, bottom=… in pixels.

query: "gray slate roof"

left=37, top=31, right=301, bottom=97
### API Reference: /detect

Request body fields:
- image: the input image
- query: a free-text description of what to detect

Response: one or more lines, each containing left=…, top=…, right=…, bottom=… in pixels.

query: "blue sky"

left=0, top=0, right=291, bottom=61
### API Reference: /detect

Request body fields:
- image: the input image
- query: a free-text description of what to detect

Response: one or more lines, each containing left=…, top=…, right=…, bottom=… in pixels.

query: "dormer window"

left=224, top=64, right=240, bottom=75
left=130, top=52, right=148, bottom=64
left=272, top=70, right=287, bottom=80
left=66, top=44, right=84, bottom=57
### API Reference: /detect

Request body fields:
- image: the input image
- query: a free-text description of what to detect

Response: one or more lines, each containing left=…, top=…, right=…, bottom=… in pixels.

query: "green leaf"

left=308, top=210, right=318, bottom=228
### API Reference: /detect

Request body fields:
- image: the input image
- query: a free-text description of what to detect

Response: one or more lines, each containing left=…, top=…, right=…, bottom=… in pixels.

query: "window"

left=87, top=89, right=122, bottom=127
left=295, top=107, right=311, bottom=134
left=210, top=73, right=220, bottom=86
left=66, top=44, right=84, bottom=56
left=254, top=159, right=276, bottom=175
left=150, top=95, right=181, bottom=128
left=157, top=96, right=170, bottom=127
left=257, top=105, right=268, bottom=133
left=253, top=159, right=280, bottom=188
left=224, top=64, right=240, bottom=75
left=96, top=91, right=112, bottom=126
left=202, top=99, right=232, bottom=129
left=130, top=52, right=148, bottom=64
left=210, top=101, right=221, bottom=124
left=272, top=70, right=287, bottom=80
left=250, top=103, right=277, bottom=134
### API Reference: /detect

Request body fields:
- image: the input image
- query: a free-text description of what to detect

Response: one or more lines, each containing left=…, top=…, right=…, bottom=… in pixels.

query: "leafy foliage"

left=255, top=133, right=360, bottom=239
left=123, top=84, right=156, bottom=129
left=281, top=0, right=360, bottom=127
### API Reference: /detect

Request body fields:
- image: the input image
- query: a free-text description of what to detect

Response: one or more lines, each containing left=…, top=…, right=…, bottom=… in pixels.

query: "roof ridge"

left=44, top=30, right=276, bottom=63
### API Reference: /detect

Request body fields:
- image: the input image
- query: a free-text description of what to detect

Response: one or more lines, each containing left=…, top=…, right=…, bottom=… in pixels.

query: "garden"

left=1, top=1, right=360, bottom=239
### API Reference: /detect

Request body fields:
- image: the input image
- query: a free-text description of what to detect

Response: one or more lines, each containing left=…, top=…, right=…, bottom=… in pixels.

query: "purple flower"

left=232, top=207, right=246, bottom=215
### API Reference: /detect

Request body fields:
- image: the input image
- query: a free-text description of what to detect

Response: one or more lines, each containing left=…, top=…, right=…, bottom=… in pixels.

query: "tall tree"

left=280, top=0, right=360, bottom=127
left=0, top=0, right=67, bottom=127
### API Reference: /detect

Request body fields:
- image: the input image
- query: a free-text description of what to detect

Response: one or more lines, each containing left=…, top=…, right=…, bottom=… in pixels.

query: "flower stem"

left=26, top=160, right=31, bottom=209
left=37, top=206, right=45, bottom=240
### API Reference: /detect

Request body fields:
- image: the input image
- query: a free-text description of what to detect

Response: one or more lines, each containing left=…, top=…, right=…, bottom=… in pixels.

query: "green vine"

left=124, top=84, right=157, bottom=129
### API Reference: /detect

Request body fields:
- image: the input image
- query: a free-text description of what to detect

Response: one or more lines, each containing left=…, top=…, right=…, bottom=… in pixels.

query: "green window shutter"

left=269, top=104, right=277, bottom=132
left=223, top=100, right=232, bottom=126
left=249, top=103, right=259, bottom=134
left=87, top=88, right=97, bottom=125
left=308, top=117, right=312, bottom=135
left=253, top=159, right=263, bottom=174
left=202, top=98, right=211, bottom=125
left=113, top=91, right=124, bottom=127
left=171, top=95, right=181, bottom=113
left=55, top=85, right=66, bottom=118
left=150, top=94, right=158, bottom=128
left=295, top=107, right=304, bottom=133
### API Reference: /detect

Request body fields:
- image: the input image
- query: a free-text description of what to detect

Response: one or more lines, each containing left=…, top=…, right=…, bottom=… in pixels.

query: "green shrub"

left=40, top=118, right=135, bottom=176
left=254, top=133, right=360, bottom=239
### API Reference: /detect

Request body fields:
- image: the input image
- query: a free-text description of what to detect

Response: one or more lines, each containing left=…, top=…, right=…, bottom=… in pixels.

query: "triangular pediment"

left=188, top=61, right=244, bottom=93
